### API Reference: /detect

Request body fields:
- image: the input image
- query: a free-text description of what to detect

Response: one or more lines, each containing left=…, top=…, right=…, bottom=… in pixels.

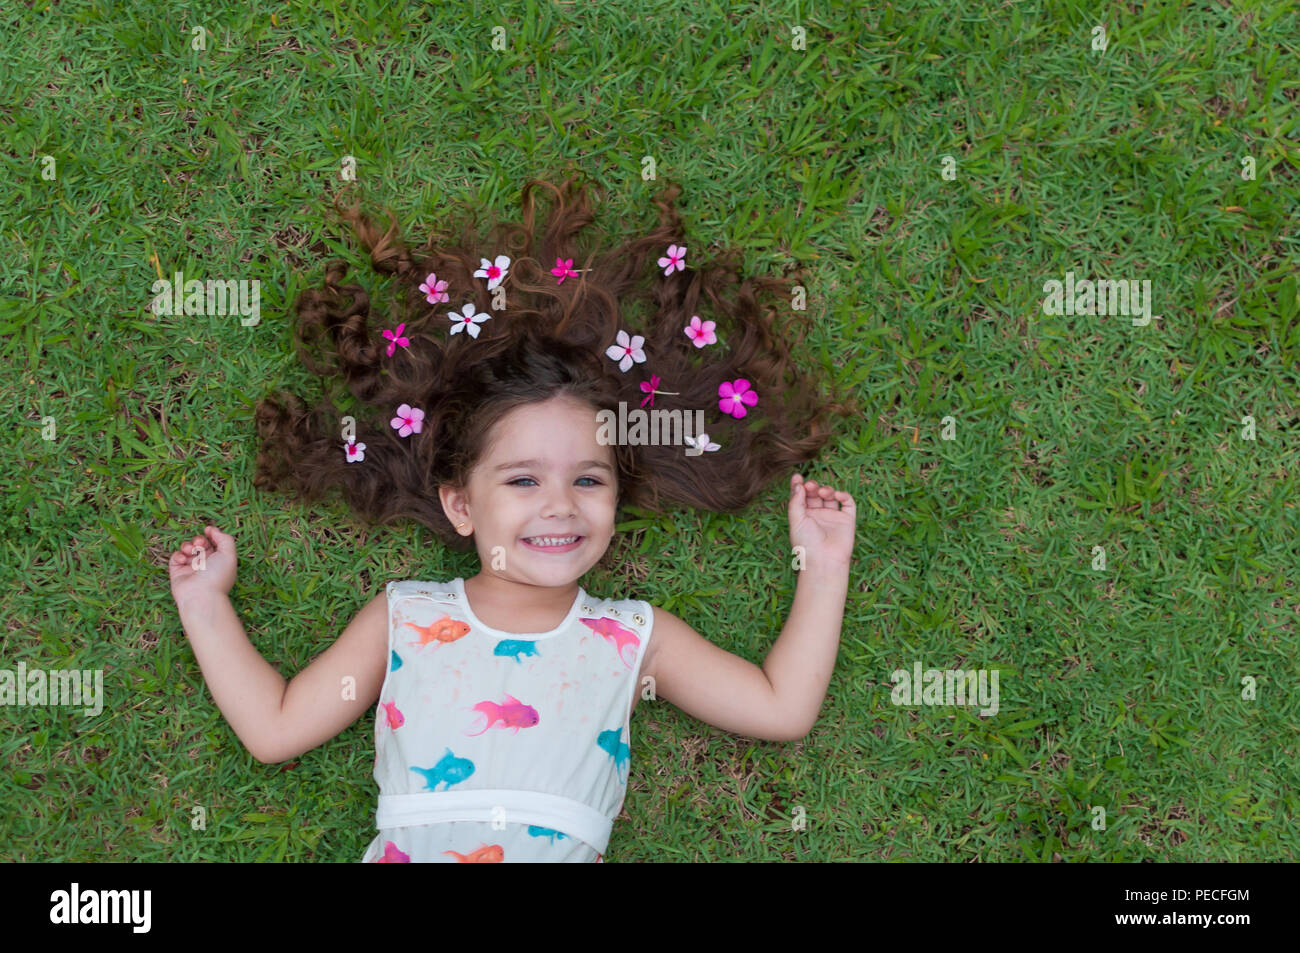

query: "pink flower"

left=344, top=441, right=367, bottom=462
left=605, top=329, right=646, bottom=373
left=447, top=302, right=491, bottom=338
left=718, top=379, right=757, bottom=418
left=552, top=257, right=579, bottom=284
left=658, top=244, right=686, bottom=276
left=473, top=255, right=511, bottom=291
left=390, top=404, right=425, bottom=437
left=684, top=315, right=716, bottom=347
left=382, top=323, right=410, bottom=356
left=419, top=273, right=449, bottom=304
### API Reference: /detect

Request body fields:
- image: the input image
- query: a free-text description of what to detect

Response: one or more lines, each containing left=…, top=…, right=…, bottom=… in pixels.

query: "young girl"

left=167, top=174, right=860, bottom=862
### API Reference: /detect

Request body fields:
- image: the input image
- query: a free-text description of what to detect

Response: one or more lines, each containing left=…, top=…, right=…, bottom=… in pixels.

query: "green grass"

left=2, top=0, right=1298, bottom=861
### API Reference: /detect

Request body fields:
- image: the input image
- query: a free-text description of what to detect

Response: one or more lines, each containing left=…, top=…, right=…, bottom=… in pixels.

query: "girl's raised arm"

left=169, top=526, right=388, bottom=763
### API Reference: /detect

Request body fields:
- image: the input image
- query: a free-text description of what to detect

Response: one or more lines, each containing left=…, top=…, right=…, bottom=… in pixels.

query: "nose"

left=539, top=482, right=577, bottom=520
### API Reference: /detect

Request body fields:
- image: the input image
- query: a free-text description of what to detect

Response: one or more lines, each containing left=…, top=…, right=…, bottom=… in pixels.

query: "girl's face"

left=439, top=395, right=618, bottom=586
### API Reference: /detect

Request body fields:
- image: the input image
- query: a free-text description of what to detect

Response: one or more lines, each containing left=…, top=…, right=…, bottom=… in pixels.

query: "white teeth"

left=526, top=536, right=579, bottom=546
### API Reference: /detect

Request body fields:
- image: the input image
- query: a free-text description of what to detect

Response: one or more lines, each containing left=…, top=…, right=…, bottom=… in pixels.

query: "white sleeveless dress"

left=360, top=577, right=654, bottom=863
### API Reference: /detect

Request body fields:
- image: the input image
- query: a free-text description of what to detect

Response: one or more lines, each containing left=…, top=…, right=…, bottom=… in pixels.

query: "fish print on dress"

left=410, top=748, right=476, bottom=791
left=528, top=826, right=569, bottom=843
left=465, top=694, right=539, bottom=736
left=493, top=639, right=540, bottom=663
left=390, top=650, right=403, bottom=672
left=596, top=727, right=630, bottom=783
left=377, top=841, right=410, bottom=863
left=381, top=701, right=404, bottom=729
left=444, top=844, right=504, bottom=863
left=582, top=616, right=641, bottom=669
left=406, top=614, right=472, bottom=649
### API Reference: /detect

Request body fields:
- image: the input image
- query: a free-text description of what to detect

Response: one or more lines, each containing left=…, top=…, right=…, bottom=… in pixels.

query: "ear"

left=438, top=484, right=471, bottom=534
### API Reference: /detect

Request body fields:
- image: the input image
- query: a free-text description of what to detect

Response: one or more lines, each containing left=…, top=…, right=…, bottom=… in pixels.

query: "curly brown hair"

left=253, top=172, right=858, bottom=565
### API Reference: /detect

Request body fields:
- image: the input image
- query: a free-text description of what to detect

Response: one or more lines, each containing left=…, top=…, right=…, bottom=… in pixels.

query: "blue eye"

left=508, top=477, right=603, bottom=487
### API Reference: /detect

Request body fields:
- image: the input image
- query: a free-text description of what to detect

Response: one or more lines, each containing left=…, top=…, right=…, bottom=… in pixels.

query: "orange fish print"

left=444, top=844, right=504, bottom=863
left=406, top=615, right=471, bottom=649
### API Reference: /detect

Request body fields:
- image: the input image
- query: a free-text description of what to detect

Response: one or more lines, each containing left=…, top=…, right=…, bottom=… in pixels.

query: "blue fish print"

left=494, top=639, right=539, bottom=663
left=527, top=825, right=569, bottom=843
left=390, top=650, right=403, bottom=672
left=597, top=728, right=629, bottom=780
left=410, top=748, right=475, bottom=791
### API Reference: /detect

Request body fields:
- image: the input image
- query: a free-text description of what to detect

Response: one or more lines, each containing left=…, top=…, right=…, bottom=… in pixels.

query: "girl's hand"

left=168, top=525, right=238, bottom=610
left=789, top=473, right=856, bottom=571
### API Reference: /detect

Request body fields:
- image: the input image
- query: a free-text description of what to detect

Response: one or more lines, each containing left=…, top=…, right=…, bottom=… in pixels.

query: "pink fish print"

left=582, top=616, right=641, bottom=669
left=465, top=693, right=539, bottom=736
left=382, top=700, right=404, bottom=729
left=406, top=615, right=471, bottom=649
left=377, top=841, right=410, bottom=863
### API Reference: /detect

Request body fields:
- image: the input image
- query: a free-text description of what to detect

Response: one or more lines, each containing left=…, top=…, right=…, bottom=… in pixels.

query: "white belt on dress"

left=376, top=790, right=613, bottom=854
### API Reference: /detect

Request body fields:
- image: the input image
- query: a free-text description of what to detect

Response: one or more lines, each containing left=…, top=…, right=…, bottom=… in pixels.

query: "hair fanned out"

left=254, top=172, right=860, bottom=554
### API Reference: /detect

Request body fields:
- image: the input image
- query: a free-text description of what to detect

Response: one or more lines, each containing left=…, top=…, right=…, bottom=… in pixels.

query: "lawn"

left=2, top=0, right=1297, bottom=861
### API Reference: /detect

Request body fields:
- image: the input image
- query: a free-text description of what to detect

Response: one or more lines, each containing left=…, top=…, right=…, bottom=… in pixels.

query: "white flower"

left=448, top=302, right=491, bottom=338
left=344, top=441, right=367, bottom=462
left=605, top=329, right=646, bottom=372
left=473, top=255, right=511, bottom=291
left=684, top=434, right=720, bottom=456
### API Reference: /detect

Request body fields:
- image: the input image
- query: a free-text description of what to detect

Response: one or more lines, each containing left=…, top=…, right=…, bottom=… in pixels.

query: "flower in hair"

left=684, top=315, right=716, bottom=347
left=552, top=258, right=579, bottom=284
left=639, top=374, right=680, bottom=408
left=606, top=329, right=646, bottom=372
left=718, top=379, right=757, bottom=418
left=685, top=433, right=720, bottom=455
left=474, top=255, right=511, bottom=291
left=344, top=440, right=367, bottom=462
left=382, top=322, right=410, bottom=356
left=658, top=244, right=686, bottom=275
left=419, top=273, right=449, bottom=304
left=390, top=404, right=425, bottom=437
left=448, top=303, right=491, bottom=338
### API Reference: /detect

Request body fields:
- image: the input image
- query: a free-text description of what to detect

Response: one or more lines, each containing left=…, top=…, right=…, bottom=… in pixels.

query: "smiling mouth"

left=521, top=535, right=583, bottom=550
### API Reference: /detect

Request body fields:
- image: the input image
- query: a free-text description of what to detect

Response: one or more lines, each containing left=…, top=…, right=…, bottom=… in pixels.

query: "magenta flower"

left=419, top=273, right=449, bottom=304
left=390, top=404, right=425, bottom=437
left=684, top=315, right=716, bottom=347
left=658, top=244, right=686, bottom=276
left=639, top=374, right=661, bottom=408
left=382, top=322, right=410, bottom=356
left=638, top=374, right=681, bottom=408
left=552, top=257, right=579, bottom=284
left=718, top=379, right=757, bottom=418
left=344, top=441, right=367, bottom=462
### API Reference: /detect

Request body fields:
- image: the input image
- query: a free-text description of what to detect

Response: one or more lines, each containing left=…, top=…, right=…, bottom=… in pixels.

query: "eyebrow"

left=494, top=459, right=614, bottom=473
